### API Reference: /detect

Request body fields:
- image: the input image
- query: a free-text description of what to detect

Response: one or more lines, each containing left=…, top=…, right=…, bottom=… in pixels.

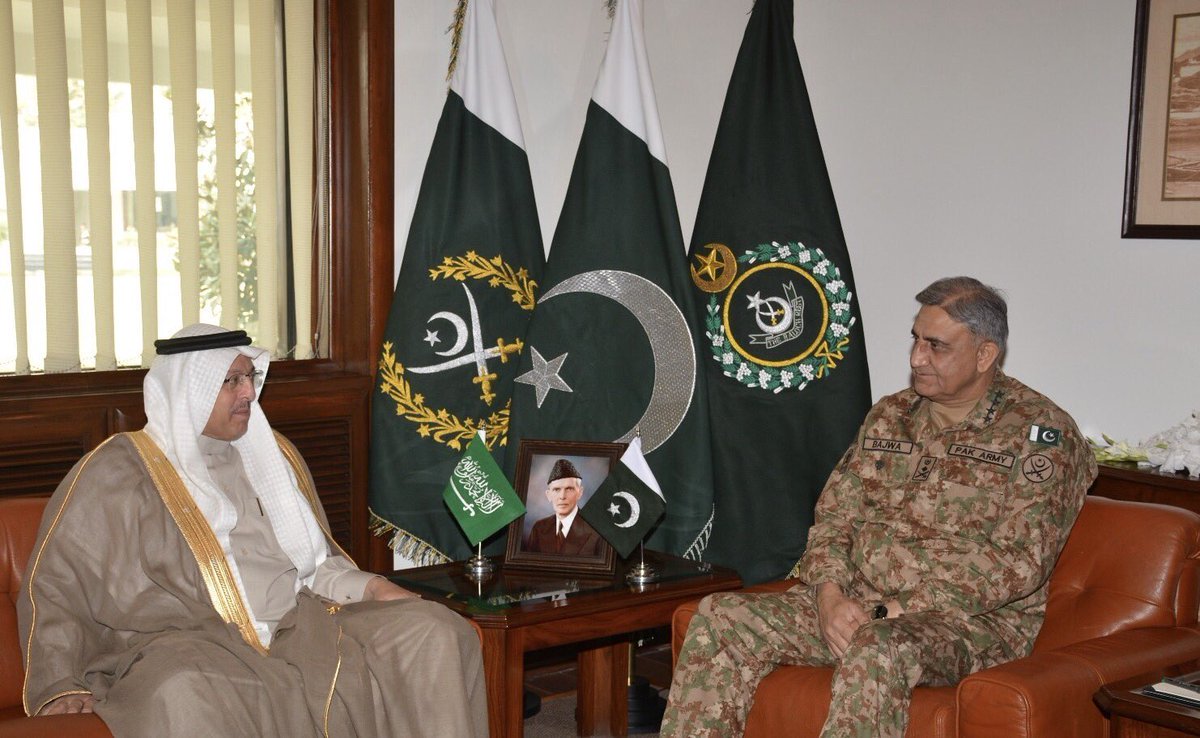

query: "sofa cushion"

left=1037, top=496, right=1200, bottom=653
left=746, top=665, right=955, bottom=738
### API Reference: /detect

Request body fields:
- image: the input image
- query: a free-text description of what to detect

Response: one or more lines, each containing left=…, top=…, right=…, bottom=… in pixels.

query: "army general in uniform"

left=661, top=277, right=1098, bottom=738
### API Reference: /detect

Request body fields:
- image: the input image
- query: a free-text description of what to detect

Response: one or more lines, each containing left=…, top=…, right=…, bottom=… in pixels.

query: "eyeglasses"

left=220, top=369, right=264, bottom=392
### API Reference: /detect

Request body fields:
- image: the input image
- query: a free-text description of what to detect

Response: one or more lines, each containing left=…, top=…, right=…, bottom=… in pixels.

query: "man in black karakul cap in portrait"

left=524, top=458, right=605, bottom=556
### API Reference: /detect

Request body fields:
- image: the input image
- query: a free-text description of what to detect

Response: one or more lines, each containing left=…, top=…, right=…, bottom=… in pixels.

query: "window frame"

left=0, top=0, right=395, bottom=567
left=0, top=0, right=393, bottom=398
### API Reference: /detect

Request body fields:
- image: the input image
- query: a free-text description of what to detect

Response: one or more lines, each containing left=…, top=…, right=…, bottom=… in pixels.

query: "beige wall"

left=395, top=0, right=1200, bottom=444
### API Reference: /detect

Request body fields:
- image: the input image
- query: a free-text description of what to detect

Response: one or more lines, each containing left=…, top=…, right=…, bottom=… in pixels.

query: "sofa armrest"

left=957, top=626, right=1200, bottom=738
left=0, top=714, right=111, bottom=738
left=671, top=579, right=795, bottom=665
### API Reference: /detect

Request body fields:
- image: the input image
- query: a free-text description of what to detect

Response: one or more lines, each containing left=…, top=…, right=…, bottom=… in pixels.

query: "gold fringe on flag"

left=369, top=510, right=453, bottom=567
left=446, top=0, right=469, bottom=81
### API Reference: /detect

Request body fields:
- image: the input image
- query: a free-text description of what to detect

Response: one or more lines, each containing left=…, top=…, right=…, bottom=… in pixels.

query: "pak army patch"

left=692, top=240, right=857, bottom=393
left=1022, top=454, right=1055, bottom=483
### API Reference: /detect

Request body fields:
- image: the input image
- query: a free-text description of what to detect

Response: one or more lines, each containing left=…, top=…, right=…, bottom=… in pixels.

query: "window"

left=0, top=0, right=323, bottom=374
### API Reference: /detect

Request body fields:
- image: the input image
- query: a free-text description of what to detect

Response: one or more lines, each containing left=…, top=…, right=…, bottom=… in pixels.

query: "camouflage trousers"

left=660, top=587, right=1018, bottom=738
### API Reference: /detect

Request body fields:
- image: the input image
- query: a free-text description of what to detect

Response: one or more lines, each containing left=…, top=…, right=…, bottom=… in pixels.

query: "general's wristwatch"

left=871, top=603, right=888, bottom=620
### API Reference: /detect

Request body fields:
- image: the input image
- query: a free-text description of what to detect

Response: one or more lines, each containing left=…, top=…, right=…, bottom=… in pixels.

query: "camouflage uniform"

left=661, top=372, right=1097, bottom=738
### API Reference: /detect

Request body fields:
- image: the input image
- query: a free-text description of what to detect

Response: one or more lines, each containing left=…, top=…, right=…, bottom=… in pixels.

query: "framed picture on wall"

left=503, top=438, right=624, bottom=576
left=1124, top=0, right=1200, bottom=238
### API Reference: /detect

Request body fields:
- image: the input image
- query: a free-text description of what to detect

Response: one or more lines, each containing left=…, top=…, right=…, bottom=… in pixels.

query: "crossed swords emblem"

left=407, top=284, right=523, bottom=405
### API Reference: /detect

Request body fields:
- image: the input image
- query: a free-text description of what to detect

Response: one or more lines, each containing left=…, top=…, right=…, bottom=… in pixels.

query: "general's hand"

left=363, top=577, right=417, bottom=602
left=814, top=582, right=870, bottom=659
left=37, top=693, right=95, bottom=715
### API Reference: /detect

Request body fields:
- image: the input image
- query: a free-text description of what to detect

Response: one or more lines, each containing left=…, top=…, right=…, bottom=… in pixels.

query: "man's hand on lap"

left=38, top=693, right=95, bottom=715
left=364, top=576, right=417, bottom=602
left=814, top=582, right=870, bottom=659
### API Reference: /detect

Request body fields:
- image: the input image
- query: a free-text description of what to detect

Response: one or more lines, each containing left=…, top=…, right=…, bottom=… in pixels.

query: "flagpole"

left=465, top=423, right=496, bottom=580
left=626, top=428, right=658, bottom=585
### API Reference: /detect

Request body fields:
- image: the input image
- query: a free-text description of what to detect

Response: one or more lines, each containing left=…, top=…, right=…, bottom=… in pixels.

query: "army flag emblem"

left=442, top=434, right=525, bottom=546
left=581, top=437, right=666, bottom=558
left=698, top=240, right=858, bottom=394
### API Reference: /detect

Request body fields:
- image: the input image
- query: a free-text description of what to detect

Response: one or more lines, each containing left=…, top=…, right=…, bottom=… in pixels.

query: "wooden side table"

left=1090, top=463, right=1200, bottom=516
left=391, top=550, right=742, bottom=738
left=1096, top=670, right=1200, bottom=737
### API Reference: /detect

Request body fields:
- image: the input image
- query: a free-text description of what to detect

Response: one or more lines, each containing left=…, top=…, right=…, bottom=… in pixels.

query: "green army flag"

left=506, top=0, right=715, bottom=560
left=442, top=433, right=525, bottom=546
left=581, top=437, right=665, bottom=558
left=688, top=0, right=871, bottom=584
left=369, top=0, right=544, bottom=564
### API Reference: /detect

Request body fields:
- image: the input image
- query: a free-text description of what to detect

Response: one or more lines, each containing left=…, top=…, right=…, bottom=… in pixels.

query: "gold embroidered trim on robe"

left=323, top=626, right=345, bottom=738
left=128, top=430, right=267, bottom=654
left=22, top=435, right=118, bottom=715
left=273, top=430, right=354, bottom=562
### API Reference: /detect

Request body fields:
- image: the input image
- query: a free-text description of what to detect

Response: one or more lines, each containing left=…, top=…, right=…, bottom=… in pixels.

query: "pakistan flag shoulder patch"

left=1028, top=424, right=1062, bottom=447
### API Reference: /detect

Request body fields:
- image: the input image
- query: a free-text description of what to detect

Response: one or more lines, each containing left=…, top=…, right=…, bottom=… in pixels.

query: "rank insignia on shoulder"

left=1028, top=424, right=1061, bottom=446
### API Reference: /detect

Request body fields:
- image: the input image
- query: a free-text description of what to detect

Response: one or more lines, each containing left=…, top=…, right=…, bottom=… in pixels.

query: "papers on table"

left=1143, top=674, right=1200, bottom=709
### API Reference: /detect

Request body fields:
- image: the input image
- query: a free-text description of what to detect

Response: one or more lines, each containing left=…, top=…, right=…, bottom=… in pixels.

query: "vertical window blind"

left=0, top=0, right=317, bottom=374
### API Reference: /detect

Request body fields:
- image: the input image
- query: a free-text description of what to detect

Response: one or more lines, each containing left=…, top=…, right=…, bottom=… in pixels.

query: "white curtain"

left=0, top=0, right=316, bottom=373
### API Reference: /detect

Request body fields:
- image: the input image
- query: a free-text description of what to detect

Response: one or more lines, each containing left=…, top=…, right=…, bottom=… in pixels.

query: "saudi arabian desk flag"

left=688, top=0, right=871, bottom=584
left=370, top=0, right=544, bottom=565
left=443, top=433, right=525, bottom=546
left=506, top=0, right=715, bottom=562
left=581, top=437, right=665, bottom=558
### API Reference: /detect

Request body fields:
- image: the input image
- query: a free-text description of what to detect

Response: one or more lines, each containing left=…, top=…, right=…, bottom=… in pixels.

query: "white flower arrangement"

left=1143, top=410, right=1200, bottom=477
left=1090, top=410, right=1200, bottom=478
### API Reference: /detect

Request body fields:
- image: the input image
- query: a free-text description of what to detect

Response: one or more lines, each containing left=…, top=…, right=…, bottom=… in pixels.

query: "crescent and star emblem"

left=516, top=270, right=696, bottom=454
left=690, top=242, right=737, bottom=293
left=407, top=283, right=523, bottom=405
left=1022, top=454, right=1055, bottom=483
left=609, top=491, right=641, bottom=528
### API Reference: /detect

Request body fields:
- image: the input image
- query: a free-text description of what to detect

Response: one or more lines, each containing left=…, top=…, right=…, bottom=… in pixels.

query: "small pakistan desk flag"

left=582, top=437, right=665, bottom=558
left=442, top=433, right=524, bottom=546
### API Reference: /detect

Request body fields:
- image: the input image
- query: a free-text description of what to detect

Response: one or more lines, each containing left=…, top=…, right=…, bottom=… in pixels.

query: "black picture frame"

left=503, top=438, right=624, bottom=576
left=1123, top=0, right=1200, bottom=238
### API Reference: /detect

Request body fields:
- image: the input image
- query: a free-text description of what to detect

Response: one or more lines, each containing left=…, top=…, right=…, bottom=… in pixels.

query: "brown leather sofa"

left=0, top=496, right=111, bottom=737
left=671, top=496, right=1200, bottom=737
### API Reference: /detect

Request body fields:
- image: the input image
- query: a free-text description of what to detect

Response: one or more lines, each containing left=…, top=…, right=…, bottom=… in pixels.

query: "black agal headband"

left=153, top=330, right=252, bottom=355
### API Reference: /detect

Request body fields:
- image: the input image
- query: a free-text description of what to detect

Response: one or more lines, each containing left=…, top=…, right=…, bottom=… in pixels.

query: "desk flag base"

left=625, top=542, right=658, bottom=585
left=465, top=543, right=495, bottom=581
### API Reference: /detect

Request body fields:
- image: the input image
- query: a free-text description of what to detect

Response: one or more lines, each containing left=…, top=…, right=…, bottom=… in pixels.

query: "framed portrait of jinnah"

left=503, top=438, right=623, bottom=575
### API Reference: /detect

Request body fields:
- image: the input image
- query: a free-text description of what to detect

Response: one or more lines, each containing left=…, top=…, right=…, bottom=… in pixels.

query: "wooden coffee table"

left=1096, top=668, right=1200, bottom=737
left=391, top=550, right=741, bottom=738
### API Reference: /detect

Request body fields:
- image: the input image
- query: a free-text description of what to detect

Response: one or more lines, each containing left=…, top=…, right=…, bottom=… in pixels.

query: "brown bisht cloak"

left=19, top=431, right=486, bottom=737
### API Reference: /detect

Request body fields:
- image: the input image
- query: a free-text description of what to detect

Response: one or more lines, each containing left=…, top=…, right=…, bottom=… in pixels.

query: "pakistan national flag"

left=370, top=0, right=544, bottom=564
left=506, top=0, right=714, bottom=559
left=443, top=433, right=525, bottom=546
left=689, top=0, right=871, bottom=584
left=581, top=437, right=665, bottom=558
